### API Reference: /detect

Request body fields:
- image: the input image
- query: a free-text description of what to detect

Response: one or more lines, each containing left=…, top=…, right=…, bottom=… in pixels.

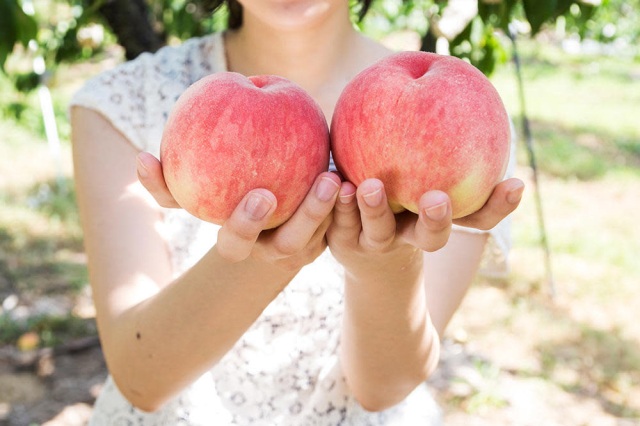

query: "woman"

left=70, top=0, right=524, bottom=424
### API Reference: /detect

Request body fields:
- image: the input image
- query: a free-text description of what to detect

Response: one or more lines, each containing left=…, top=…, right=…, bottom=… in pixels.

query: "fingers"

left=332, top=180, right=453, bottom=253
left=398, top=190, right=453, bottom=252
left=454, top=178, right=525, bottom=230
left=327, top=181, right=359, bottom=245
left=268, top=172, right=341, bottom=257
left=355, top=179, right=397, bottom=251
left=216, top=189, right=277, bottom=262
left=210, top=172, right=343, bottom=264
left=136, top=152, right=181, bottom=208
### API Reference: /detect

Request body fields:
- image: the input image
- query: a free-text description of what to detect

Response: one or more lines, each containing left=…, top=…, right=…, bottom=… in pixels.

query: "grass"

left=494, top=40, right=640, bottom=143
left=433, top=37, right=640, bottom=423
left=0, top=64, right=91, bottom=349
left=488, top=36, right=639, bottom=189
left=490, top=38, right=640, bottom=283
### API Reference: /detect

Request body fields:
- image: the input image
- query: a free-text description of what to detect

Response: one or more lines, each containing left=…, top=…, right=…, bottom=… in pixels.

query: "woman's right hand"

left=136, top=151, right=341, bottom=271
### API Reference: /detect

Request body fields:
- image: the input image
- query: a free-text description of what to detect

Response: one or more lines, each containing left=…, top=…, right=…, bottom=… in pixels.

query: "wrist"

left=210, top=245, right=298, bottom=292
left=342, top=245, right=423, bottom=287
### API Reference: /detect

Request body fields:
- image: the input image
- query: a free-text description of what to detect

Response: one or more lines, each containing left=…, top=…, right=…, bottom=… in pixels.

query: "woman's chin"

left=243, top=0, right=337, bottom=32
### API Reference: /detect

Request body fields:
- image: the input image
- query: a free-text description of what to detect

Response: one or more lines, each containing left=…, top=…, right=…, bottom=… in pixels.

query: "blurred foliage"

left=149, top=0, right=229, bottom=40
left=0, top=0, right=38, bottom=72
left=562, top=0, right=640, bottom=43
left=359, top=0, right=639, bottom=76
left=0, top=0, right=637, bottom=99
left=0, top=0, right=640, bottom=87
left=27, top=178, right=79, bottom=223
left=0, top=0, right=228, bottom=91
left=0, top=311, right=96, bottom=348
left=0, top=0, right=636, bottom=154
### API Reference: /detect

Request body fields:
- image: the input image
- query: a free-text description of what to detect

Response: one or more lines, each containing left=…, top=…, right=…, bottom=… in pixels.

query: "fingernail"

left=363, top=188, right=383, bottom=207
left=507, top=183, right=525, bottom=204
left=245, top=193, right=273, bottom=220
left=316, top=177, right=340, bottom=202
left=339, top=189, right=356, bottom=205
left=136, top=155, right=149, bottom=178
left=424, top=202, right=448, bottom=221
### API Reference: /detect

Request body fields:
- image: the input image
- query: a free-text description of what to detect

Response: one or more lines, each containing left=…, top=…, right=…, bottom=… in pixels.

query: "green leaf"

left=477, top=28, right=506, bottom=76
left=450, top=18, right=473, bottom=50
left=555, top=0, right=575, bottom=16
left=14, top=6, right=38, bottom=46
left=523, top=0, right=558, bottom=34
left=0, top=46, right=10, bottom=72
left=478, top=0, right=519, bottom=31
left=0, top=0, right=19, bottom=71
left=14, top=71, right=40, bottom=92
left=54, top=27, right=82, bottom=63
left=0, top=0, right=38, bottom=71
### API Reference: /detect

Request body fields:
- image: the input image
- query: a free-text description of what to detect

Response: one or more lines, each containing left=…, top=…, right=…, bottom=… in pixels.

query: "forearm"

left=100, top=247, right=295, bottom=412
left=340, top=246, right=440, bottom=412
left=424, top=229, right=488, bottom=335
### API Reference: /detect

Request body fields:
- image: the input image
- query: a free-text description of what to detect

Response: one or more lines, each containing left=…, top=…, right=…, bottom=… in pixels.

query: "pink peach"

left=331, top=51, right=511, bottom=218
left=161, top=72, right=330, bottom=228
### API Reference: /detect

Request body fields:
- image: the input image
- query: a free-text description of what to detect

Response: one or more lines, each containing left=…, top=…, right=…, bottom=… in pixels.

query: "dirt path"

left=0, top=341, right=106, bottom=426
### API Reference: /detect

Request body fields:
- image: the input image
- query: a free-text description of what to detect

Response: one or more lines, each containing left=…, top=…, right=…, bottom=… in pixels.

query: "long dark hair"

left=198, top=0, right=374, bottom=29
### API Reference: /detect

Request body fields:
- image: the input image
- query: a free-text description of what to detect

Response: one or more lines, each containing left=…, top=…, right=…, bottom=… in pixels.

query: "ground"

left=2, top=267, right=639, bottom=425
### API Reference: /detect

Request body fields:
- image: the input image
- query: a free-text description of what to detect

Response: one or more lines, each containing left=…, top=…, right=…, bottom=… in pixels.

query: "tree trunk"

left=420, top=28, right=437, bottom=53
left=96, top=0, right=166, bottom=60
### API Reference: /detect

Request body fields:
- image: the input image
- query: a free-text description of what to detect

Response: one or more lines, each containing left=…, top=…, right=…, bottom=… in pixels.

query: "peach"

left=160, top=72, right=330, bottom=228
left=330, top=51, right=511, bottom=218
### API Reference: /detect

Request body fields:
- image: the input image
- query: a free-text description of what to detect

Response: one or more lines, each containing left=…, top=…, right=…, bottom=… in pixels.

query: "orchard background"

left=1, top=0, right=639, bottom=424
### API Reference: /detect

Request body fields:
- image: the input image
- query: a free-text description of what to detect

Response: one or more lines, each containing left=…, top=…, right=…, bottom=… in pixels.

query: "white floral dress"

left=71, top=31, right=513, bottom=425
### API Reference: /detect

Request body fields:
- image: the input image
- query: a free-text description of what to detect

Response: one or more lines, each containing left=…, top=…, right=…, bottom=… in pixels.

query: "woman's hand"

left=327, top=178, right=524, bottom=269
left=136, top=151, right=341, bottom=272
left=328, top=177, right=524, bottom=410
left=326, top=177, right=524, bottom=269
left=136, top=151, right=182, bottom=208
left=452, top=177, right=524, bottom=230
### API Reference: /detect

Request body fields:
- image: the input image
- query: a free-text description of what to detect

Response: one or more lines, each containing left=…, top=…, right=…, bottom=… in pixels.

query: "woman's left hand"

left=326, top=177, right=524, bottom=267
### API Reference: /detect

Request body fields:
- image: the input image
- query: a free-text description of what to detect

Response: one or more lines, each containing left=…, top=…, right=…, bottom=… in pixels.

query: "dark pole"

left=508, top=24, right=556, bottom=299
